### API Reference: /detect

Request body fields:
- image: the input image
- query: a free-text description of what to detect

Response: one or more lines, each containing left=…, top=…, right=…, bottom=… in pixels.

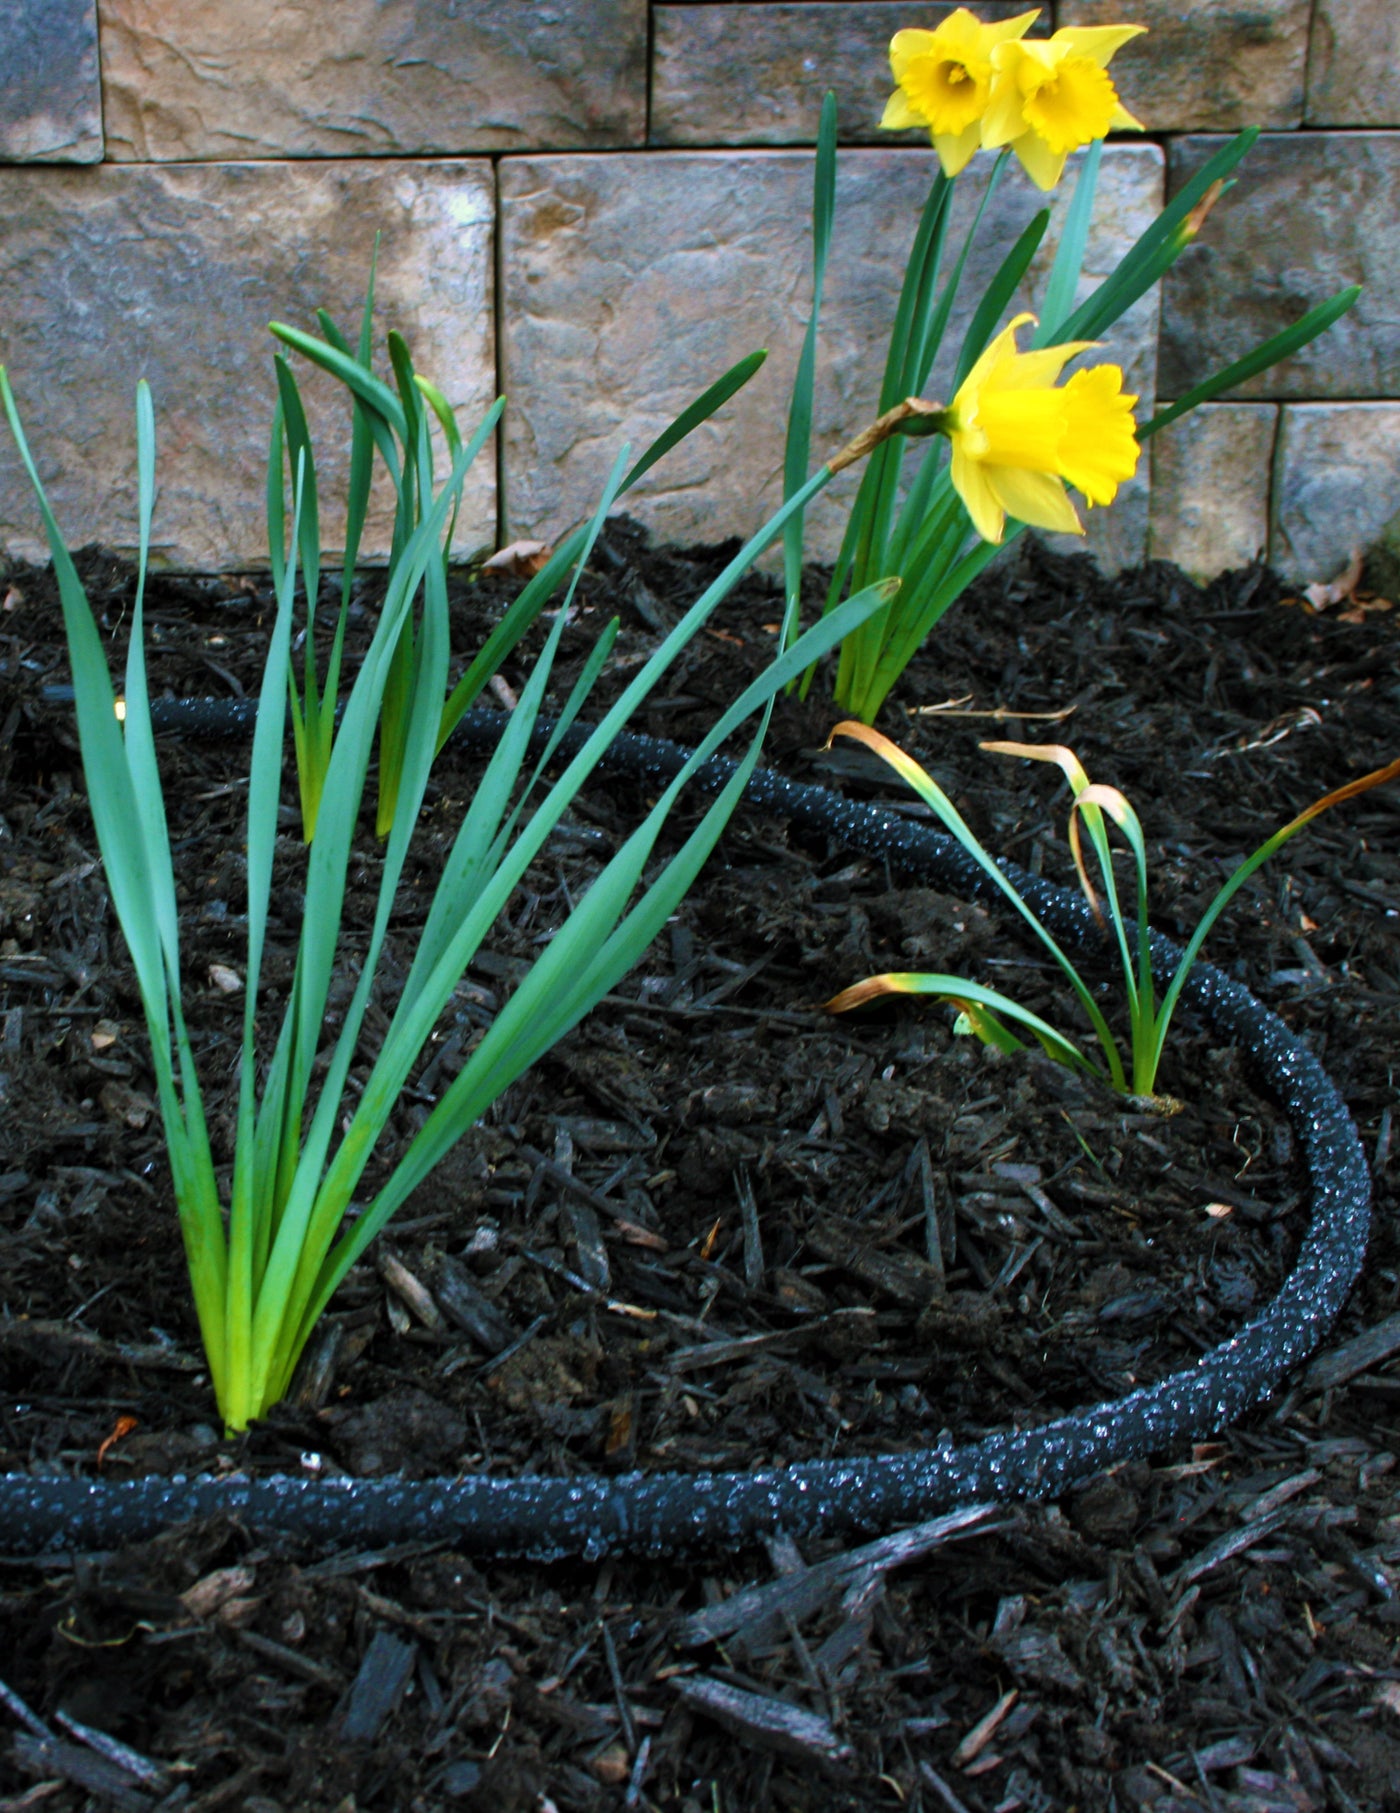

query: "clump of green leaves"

left=0, top=359, right=891, bottom=1432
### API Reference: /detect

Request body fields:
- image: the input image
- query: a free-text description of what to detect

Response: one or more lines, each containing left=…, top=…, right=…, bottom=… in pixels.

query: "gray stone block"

left=99, top=0, right=647, bottom=160
left=1160, top=132, right=1396, bottom=400
left=0, top=0, right=101, bottom=163
left=1058, top=0, right=1308, bottom=131
left=1147, top=403, right=1277, bottom=578
left=1307, top=0, right=1400, bottom=127
left=651, top=3, right=1047, bottom=147
left=0, top=163, right=497, bottom=569
left=1272, top=404, right=1400, bottom=581
left=499, top=145, right=1162, bottom=571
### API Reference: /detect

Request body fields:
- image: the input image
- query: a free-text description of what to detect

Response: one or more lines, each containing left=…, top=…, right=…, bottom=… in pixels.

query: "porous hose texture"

left=0, top=706, right=1370, bottom=1559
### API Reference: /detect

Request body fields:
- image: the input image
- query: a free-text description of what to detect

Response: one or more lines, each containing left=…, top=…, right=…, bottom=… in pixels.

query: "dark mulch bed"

left=0, top=525, right=1398, bottom=1810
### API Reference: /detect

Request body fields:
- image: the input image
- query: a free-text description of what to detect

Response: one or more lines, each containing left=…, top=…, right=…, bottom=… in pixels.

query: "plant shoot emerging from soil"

left=826, top=723, right=1400, bottom=1101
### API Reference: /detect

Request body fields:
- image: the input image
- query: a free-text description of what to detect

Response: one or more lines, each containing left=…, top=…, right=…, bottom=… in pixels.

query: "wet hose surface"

left=0, top=704, right=1372, bottom=1557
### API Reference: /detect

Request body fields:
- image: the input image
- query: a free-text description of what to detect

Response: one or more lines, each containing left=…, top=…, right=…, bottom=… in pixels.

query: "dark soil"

left=0, top=525, right=1398, bottom=1811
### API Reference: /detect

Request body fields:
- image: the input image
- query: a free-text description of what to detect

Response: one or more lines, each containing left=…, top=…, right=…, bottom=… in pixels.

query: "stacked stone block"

left=0, top=0, right=1394, bottom=579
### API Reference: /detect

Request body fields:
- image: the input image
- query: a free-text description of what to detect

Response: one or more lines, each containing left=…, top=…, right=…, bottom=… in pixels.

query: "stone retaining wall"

left=1, top=0, right=1395, bottom=579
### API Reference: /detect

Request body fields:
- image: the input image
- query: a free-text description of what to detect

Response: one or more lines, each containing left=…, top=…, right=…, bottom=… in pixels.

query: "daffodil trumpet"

left=825, top=723, right=1400, bottom=1103
left=782, top=14, right=1360, bottom=724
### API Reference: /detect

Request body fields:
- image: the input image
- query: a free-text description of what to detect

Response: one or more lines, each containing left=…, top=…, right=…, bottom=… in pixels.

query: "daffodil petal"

left=889, top=28, right=946, bottom=82
left=881, top=89, right=923, bottom=131
left=976, top=386, right=1068, bottom=469
left=987, top=341, right=1095, bottom=390
left=999, top=37, right=1057, bottom=74
left=1012, top=129, right=1070, bottom=191
left=951, top=445, right=1007, bottom=544
left=956, top=312, right=1039, bottom=399
left=933, top=118, right=985, bottom=176
left=984, top=7, right=1043, bottom=47
left=988, top=465, right=1084, bottom=535
left=1049, top=24, right=1147, bottom=68
left=980, top=66, right=1028, bottom=146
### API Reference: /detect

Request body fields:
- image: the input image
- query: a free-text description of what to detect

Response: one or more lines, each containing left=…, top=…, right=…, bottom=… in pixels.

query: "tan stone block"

left=652, top=3, right=1047, bottom=146
left=1307, top=0, right=1400, bottom=126
left=499, top=145, right=1161, bottom=573
left=1272, top=404, right=1400, bottom=581
left=1, top=0, right=101, bottom=162
left=0, top=163, right=497, bottom=569
left=1160, top=132, right=1396, bottom=400
left=1146, top=404, right=1277, bottom=579
left=1058, top=0, right=1308, bottom=132
left=98, top=0, right=646, bottom=160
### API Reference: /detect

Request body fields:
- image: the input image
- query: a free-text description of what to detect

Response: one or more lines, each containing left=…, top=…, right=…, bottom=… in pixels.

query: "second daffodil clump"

left=882, top=7, right=1145, bottom=187
left=945, top=311, right=1140, bottom=544
left=781, top=4, right=1358, bottom=722
left=875, top=4, right=1147, bottom=546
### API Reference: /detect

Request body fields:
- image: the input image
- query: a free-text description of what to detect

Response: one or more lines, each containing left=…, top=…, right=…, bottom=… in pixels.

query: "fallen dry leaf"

left=1301, top=549, right=1364, bottom=612
left=1338, top=594, right=1393, bottom=624
left=481, top=539, right=552, bottom=578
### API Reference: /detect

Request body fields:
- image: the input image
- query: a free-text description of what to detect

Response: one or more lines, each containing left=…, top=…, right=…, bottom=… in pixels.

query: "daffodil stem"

left=826, top=397, right=949, bottom=475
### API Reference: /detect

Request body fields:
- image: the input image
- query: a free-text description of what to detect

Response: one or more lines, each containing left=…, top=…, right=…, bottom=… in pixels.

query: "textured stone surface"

left=652, top=3, right=1047, bottom=146
left=1307, top=0, right=1400, bottom=126
left=0, top=0, right=101, bottom=162
left=499, top=145, right=1162, bottom=572
left=1160, top=132, right=1397, bottom=400
left=1272, top=405, right=1400, bottom=581
left=1058, top=0, right=1308, bottom=131
left=0, top=163, right=496, bottom=568
left=1147, top=404, right=1278, bottom=578
left=98, top=0, right=646, bottom=160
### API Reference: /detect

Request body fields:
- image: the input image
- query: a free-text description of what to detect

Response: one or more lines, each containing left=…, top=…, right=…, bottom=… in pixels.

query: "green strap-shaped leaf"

left=438, top=350, right=770, bottom=748
left=783, top=91, right=839, bottom=639
left=1054, top=129, right=1259, bottom=345
left=1141, top=287, right=1361, bottom=440
left=1033, top=138, right=1102, bottom=347
left=951, top=208, right=1049, bottom=391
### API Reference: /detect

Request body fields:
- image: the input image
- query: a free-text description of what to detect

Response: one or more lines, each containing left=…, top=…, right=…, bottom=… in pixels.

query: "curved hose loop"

left=0, top=705, right=1371, bottom=1557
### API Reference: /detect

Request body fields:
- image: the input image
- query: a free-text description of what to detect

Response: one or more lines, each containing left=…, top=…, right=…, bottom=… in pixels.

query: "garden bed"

left=0, top=529, right=1397, bottom=1809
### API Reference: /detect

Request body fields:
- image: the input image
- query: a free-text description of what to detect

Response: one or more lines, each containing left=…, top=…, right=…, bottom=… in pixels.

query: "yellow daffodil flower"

left=984, top=25, right=1146, bottom=190
left=945, top=312, right=1139, bottom=544
left=881, top=7, right=1040, bottom=177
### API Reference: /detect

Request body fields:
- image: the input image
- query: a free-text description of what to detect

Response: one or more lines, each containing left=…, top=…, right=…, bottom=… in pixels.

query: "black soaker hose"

left=0, top=702, right=1371, bottom=1558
